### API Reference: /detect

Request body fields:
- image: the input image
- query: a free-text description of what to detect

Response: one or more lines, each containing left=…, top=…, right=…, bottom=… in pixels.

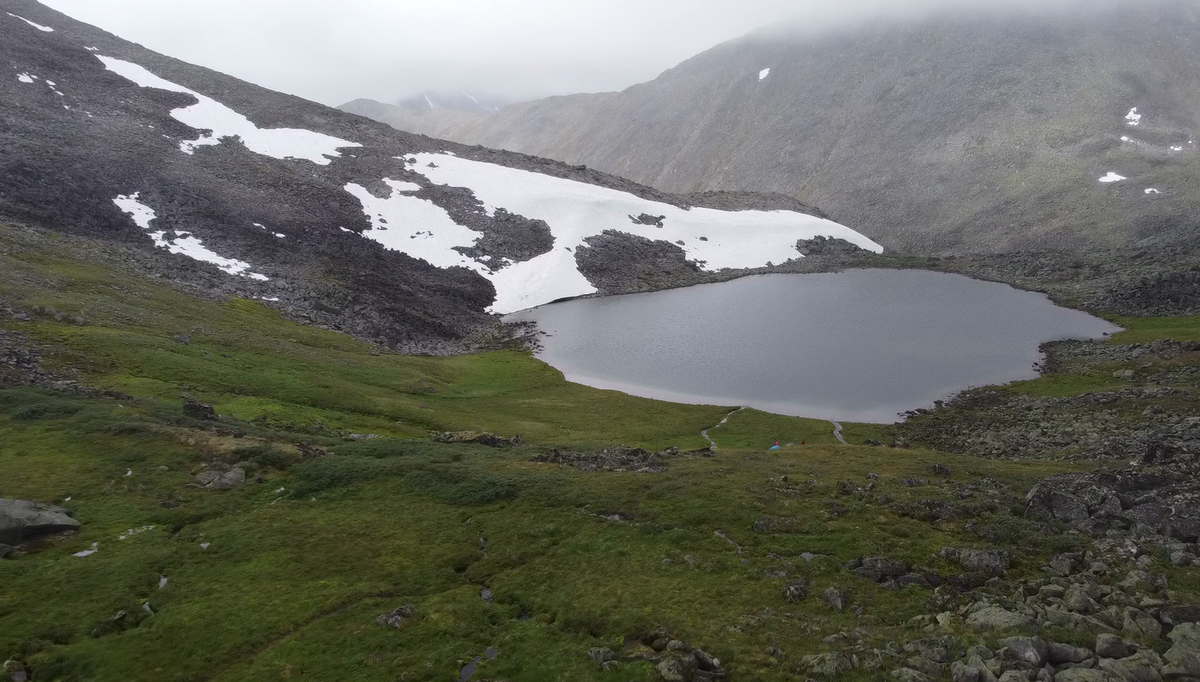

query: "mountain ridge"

left=345, top=0, right=1200, bottom=255
left=1, top=0, right=874, bottom=351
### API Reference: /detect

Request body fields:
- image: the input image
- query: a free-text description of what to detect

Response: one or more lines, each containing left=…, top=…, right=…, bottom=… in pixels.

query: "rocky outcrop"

left=194, top=463, right=246, bottom=491
left=0, top=498, right=80, bottom=544
left=587, top=629, right=726, bottom=681
left=1025, top=462, right=1200, bottom=544
left=531, top=445, right=708, bottom=473
left=431, top=431, right=523, bottom=447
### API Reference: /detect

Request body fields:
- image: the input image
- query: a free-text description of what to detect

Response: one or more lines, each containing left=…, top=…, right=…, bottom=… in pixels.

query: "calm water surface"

left=507, top=270, right=1121, bottom=423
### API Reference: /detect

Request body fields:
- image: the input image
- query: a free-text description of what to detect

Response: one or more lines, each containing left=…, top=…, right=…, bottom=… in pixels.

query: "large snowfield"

left=344, top=153, right=884, bottom=314
left=96, top=56, right=360, bottom=164
left=85, top=49, right=881, bottom=313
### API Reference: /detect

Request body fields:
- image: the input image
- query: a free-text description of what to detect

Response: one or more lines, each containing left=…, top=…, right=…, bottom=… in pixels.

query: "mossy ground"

left=0, top=227, right=1192, bottom=681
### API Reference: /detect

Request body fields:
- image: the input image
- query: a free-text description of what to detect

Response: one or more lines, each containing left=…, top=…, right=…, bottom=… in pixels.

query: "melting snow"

left=759, top=68, right=771, bottom=81
left=114, top=193, right=269, bottom=280
left=1170, top=145, right=1184, bottom=152
left=118, top=525, right=155, bottom=540
left=344, top=179, right=484, bottom=271
left=345, top=153, right=883, bottom=314
left=1145, top=188, right=1162, bottom=195
left=1098, top=172, right=1127, bottom=183
left=73, top=542, right=99, bottom=558
left=6, top=12, right=54, bottom=31
left=17, top=73, right=35, bottom=84
left=1120, top=136, right=1130, bottom=142
left=254, top=223, right=286, bottom=238
left=1125, top=108, right=1142, bottom=126
left=96, top=56, right=360, bottom=164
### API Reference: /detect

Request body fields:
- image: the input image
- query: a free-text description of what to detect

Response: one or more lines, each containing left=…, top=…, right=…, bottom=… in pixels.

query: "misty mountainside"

left=0, top=0, right=881, bottom=350
left=347, top=1, right=1200, bottom=255
left=394, top=90, right=509, bottom=114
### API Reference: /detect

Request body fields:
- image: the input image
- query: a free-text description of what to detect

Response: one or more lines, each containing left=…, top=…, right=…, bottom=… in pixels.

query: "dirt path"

left=702, top=407, right=746, bottom=450
left=831, top=421, right=847, bottom=445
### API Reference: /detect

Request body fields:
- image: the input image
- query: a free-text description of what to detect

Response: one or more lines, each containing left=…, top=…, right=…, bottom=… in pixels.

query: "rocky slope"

left=1, top=1, right=874, bottom=353
left=348, top=0, right=1200, bottom=255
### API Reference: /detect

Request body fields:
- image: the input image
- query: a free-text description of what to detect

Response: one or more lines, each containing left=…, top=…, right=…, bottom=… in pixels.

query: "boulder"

left=943, top=547, right=1011, bottom=577
left=1053, top=670, right=1118, bottom=681
left=851, top=556, right=910, bottom=582
left=3, top=660, right=29, bottom=682
left=967, top=605, right=1034, bottom=631
left=1097, top=650, right=1163, bottom=682
left=374, top=605, right=415, bottom=629
left=892, top=668, right=934, bottom=682
left=655, top=654, right=698, bottom=682
left=824, top=586, right=851, bottom=612
left=1095, top=634, right=1132, bottom=660
left=182, top=397, right=218, bottom=420
left=0, top=498, right=80, bottom=544
left=1002, top=638, right=1049, bottom=668
left=195, top=465, right=246, bottom=491
left=1163, top=623, right=1200, bottom=677
left=804, top=652, right=855, bottom=677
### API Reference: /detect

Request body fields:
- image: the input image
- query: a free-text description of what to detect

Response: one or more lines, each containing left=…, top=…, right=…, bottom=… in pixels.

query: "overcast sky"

left=40, top=0, right=1078, bottom=107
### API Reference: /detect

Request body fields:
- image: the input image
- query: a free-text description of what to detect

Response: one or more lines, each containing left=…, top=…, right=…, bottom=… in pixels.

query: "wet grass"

left=0, top=226, right=1162, bottom=681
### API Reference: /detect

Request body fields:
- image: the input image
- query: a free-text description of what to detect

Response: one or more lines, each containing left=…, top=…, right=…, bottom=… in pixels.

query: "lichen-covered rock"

left=0, top=498, right=80, bottom=544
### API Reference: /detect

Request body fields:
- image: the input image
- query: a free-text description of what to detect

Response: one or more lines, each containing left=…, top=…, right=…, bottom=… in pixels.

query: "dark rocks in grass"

left=432, top=431, right=523, bottom=448
left=183, top=397, right=218, bottom=421
left=824, top=586, right=851, bottom=611
left=3, top=660, right=30, bottom=682
left=614, top=630, right=726, bottom=681
left=0, top=498, right=81, bottom=545
left=1025, top=462, right=1200, bottom=543
left=374, top=604, right=415, bottom=629
left=531, top=445, right=703, bottom=473
left=942, top=547, right=1011, bottom=577
left=194, top=463, right=246, bottom=491
left=850, top=556, right=912, bottom=583
left=783, top=577, right=809, bottom=603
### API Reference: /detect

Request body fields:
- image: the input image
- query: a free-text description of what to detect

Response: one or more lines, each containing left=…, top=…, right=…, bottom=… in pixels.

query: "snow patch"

left=96, top=56, right=360, bottom=165
left=1120, top=136, right=1130, bottom=142
left=1170, top=145, right=1183, bottom=152
left=1145, top=188, right=1162, bottom=195
left=344, top=180, right=484, bottom=271
left=17, top=73, right=35, bottom=84
left=254, top=223, right=286, bottom=238
left=7, top=12, right=53, bottom=31
left=1125, top=108, right=1142, bottom=126
left=346, top=153, right=884, bottom=314
left=73, top=542, right=99, bottom=558
left=759, top=68, right=771, bottom=81
left=114, top=193, right=269, bottom=280
left=1098, top=172, right=1127, bottom=183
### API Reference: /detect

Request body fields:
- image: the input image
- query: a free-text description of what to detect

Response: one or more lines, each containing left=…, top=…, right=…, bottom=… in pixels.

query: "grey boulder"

left=0, top=498, right=80, bottom=544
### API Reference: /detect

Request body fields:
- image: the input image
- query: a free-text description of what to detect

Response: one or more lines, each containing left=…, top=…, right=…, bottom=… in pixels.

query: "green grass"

left=1, top=386, right=1078, bottom=682
left=1109, top=314, right=1200, bottom=344
left=0, top=224, right=1184, bottom=681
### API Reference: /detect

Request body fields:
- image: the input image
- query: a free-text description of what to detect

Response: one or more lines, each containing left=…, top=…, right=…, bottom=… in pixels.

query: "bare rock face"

left=0, top=498, right=81, bottom=544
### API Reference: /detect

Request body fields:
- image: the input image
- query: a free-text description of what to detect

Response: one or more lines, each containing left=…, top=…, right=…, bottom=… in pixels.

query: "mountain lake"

left=506, top=269, right=1123, bottom=423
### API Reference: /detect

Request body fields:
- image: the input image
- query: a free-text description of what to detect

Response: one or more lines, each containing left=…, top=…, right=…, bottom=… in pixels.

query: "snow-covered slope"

left=346, top=153, right=881, bottom=313
left=0, top=0, right=875, bottom=348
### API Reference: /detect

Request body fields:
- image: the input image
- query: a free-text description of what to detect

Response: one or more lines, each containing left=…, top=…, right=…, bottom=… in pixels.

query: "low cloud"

left=42, top=0, right=1093, bottom=106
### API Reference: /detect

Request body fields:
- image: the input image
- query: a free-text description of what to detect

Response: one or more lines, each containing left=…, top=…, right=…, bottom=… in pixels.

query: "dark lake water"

left=507, top=270, right=1122, bottom=423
